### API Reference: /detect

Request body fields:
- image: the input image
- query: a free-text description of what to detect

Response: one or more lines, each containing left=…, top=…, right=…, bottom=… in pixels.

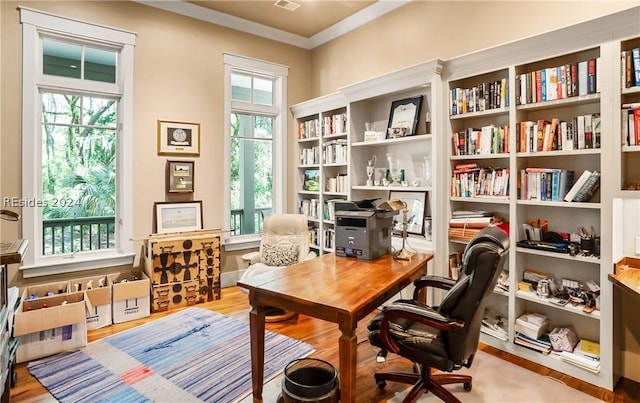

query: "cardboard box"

left=22, top=281, right=70, bottom=299
left=110, top=271, right=150, bottom=324
left=69, top=275, right=112, bottom=330
left=14, top=291, right=87, bottom=363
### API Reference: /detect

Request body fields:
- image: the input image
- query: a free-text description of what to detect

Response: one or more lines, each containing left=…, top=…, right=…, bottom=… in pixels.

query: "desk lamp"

left=379, top=199, right=413, bottom=261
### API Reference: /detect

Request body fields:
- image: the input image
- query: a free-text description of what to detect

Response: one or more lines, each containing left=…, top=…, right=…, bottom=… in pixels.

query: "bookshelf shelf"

left=515, top=247, right=600, bottom=264
left=450, top=153, right=509, bottom=160
left=516, top=200, right=601, bottom=209
left=449, top=107, right=509, bottom=120
left=450, top=196, right=510, bottom=204
left=351, top=134, right=432, bottom=147
left=516, top=93, right=600, bottom=111
left=515, top=290, right=601, bottom=319
left=516, top=148, right=601, bottom=158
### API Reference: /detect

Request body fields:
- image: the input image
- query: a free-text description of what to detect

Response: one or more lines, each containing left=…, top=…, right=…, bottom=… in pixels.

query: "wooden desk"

left=238, top=252, right=432, bottom=403
left=609, top=256, right=640, bottom=301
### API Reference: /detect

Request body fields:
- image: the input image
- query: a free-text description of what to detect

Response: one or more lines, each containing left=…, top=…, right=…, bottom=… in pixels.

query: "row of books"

left=519, top=168, right=600, bottom=203
left=323, top=228, right=335, bottom=250
left=449, top=79, right=509, bottom=116
left=622, top=104, right=640, bottom=147
left=451, top=124, right=510, bottom=156
left=450, top=163, right=509, bottom=198
left=621, top=48, right=640, bottom=88
left=516, top=114, right=601, bottom=153
left=297, top=112, right=348, bottom=140
left=299, top=146, right=320, bottom=165
left=516, top=58, right=599, bottom=105
left=514, top=333, right=600, bottom=373
left=322, top=139, right=348, bottom=164
left=299, top=198, right=322, bottom=219
left=325, top=174, right=348, bottom=193
left=308, top=226, right=319, bottom=247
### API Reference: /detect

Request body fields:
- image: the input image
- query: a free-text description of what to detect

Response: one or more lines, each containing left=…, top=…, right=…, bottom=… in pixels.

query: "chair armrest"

left=241, top=251, right=261, bottom=265
left=378, top=300, right=465, bottom=354
left=412, top=275, right=456, bottom=300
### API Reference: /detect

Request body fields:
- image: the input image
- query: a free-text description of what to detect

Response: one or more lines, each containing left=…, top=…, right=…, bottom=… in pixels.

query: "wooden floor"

left=10, top=286, right=640, bottom=402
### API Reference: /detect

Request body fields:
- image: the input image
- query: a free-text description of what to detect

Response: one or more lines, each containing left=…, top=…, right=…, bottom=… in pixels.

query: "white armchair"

left=239, top=214, right=317, bottom=322
left=240, top=213, right=317, bottom=282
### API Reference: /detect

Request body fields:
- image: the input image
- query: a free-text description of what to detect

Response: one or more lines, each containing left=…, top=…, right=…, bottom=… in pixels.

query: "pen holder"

left=580, top=237, right=596, bottom=255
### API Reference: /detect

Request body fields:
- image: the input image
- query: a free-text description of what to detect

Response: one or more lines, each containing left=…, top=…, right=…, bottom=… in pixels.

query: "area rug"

left=388, top=350, right=603, bottom=402
left=27, top=307, right=315, bottom=402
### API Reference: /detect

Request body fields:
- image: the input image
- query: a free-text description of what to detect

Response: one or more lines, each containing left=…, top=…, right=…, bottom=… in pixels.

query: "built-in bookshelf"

left=620, top=37, right=640, bottom=194
left=442, top=9, right=640, bottom=389
left=292, top=93, right=349, bottom=255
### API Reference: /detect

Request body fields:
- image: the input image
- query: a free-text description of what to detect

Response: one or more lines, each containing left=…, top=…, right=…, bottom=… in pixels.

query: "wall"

left=0, top=1, right=311, bottom=287
left=309, top=1, right=637, bottom=97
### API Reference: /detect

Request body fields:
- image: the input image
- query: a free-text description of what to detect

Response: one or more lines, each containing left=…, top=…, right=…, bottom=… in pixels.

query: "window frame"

left=19, top=7, right=136, bottom=277
left=223, top=53, right=288, bottom=250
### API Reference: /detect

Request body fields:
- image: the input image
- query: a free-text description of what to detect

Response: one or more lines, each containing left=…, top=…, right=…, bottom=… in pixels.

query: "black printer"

left=334, top=200, right=396, bottom=260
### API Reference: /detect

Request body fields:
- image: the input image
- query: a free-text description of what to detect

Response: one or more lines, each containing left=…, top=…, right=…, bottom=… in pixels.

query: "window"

left=223, top=54, right=288, bottom=248
left=19, top=8, right=136, bottom=277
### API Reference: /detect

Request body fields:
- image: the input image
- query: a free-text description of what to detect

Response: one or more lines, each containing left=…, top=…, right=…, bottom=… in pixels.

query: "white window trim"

left=19, top=7, right=136, bottom=277
left=223, top=53, right=288, bottom=249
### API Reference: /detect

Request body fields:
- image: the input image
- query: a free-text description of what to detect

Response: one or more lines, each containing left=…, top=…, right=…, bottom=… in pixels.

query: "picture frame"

left=388, top=190, right=427, bottom=235
left=153, top=201, right=203, bottom=234
left=166, top=160, right=194, bottom=193
left=386, top=96, right=423, bottom=139
left=157, top=120, right=200, bottom=156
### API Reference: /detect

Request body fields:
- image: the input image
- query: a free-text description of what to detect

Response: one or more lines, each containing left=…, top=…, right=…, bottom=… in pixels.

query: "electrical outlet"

left=636, top=236, right=640, bottom=255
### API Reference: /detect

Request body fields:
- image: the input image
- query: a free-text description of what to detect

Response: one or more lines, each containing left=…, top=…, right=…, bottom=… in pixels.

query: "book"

left=576, top=339, right=600, bottom=359
left=572, top=170, right=601, bottom=202
left=302, top=169, right=319, bottom=191
left=633, top=47, right=640, bottom=87
left=564, top=169, right=592, bottom=202
left=558, top=170, right=575, bottom=200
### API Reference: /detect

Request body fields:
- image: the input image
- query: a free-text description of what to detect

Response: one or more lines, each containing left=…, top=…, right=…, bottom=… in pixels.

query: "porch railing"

left=42, top=216, right=116, bottom=255
left=230, top=207, right=271, bottom=236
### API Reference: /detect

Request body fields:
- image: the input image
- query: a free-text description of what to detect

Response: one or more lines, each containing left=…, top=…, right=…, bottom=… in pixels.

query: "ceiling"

left=138, top=0, right=411, bottom=49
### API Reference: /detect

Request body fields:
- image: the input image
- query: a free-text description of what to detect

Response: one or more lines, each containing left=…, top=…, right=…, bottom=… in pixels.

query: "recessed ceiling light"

left=273, top=0, right=300, bottom=12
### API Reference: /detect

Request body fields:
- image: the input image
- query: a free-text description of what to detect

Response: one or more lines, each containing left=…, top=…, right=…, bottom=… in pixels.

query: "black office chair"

left=367, top=226, right=510, bottom=403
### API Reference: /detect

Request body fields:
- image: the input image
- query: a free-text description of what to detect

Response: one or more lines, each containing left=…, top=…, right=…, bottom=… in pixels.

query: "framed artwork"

left=166, top=160, right=194, bottom=193
left=386, top=96, right=423, bottom=138
left=157, top=120, right=200, bottom=156
left=153, top=201, right=203, bottom=234
left=388, top=190, right=427, bottom=235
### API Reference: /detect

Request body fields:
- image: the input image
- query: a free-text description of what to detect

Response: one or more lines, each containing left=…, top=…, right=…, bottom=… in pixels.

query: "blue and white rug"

left=28, top=307, right=314, bottom=402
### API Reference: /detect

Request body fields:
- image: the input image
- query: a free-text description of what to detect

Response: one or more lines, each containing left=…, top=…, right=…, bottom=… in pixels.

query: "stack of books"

left=554, top=339, right=601, bottom=373
left=448, top=210, right=503, bottom=242
left=515, top=332, right=552, bottom=354
left=481, top=309, right=508, bottom=341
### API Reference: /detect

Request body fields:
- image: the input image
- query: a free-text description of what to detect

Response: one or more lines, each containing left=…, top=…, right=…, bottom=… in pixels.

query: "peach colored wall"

left=0, top=1, right=311, bottom=286
left=310, top=1, right=637, bottom=96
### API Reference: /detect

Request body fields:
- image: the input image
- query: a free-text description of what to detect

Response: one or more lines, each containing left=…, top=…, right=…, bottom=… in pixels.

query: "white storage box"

left=515, top=312, right=549, bottom=340
left=69, top=275, right=112, bottom=330
left=109, top=271, right=150, bottom=324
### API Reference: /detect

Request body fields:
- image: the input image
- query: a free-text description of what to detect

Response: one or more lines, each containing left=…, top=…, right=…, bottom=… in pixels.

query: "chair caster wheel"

left=463, top=382, right=472, bottom=391
left=377, top=380, right=387, bottom=389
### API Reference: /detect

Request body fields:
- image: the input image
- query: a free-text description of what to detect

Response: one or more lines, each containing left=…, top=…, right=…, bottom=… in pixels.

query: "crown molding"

left=134, top=0, right=412, bottom=50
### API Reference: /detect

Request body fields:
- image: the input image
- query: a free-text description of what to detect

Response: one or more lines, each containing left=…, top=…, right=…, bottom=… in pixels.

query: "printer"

left=334, top=200, right=396, bottom=260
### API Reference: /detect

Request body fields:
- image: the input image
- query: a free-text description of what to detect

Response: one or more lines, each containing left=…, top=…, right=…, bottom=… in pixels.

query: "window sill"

left=19, top=250, right=135, bottom=278
left=222, top=235, right=260, bottom=252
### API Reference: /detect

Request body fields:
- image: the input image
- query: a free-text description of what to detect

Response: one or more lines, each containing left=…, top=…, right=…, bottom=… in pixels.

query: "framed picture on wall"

left=157, top=120, right=200, bottom=156
left=166, top=160, right=194, bottom=193
left=388, top=190, right=427, bottom=235
left=153, top=201, right=203, bottom=234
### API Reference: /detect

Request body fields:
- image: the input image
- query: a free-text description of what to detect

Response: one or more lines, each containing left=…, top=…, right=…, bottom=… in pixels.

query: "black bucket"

left=281, top=358, right=339, bottom=403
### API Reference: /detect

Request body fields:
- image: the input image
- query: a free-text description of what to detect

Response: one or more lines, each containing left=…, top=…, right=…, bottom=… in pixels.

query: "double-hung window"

left=19, top=8, right=135, bottom=277
left=223, top=54, right=288, bottom=248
